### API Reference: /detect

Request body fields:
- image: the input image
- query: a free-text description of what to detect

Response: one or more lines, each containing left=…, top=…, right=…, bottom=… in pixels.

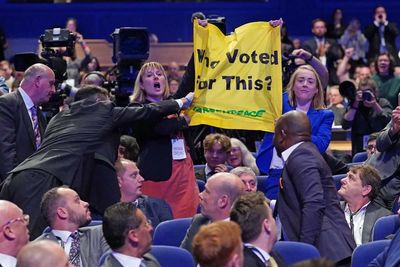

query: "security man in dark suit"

left=273, top=111, right=355, bottom=266
left=0, top=85, right=193, bottom=239
left=0, top=63, right=55, bottom=182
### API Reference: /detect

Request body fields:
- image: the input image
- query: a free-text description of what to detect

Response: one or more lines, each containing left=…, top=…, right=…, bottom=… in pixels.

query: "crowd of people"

left=1, top=5, right=400, bottom=267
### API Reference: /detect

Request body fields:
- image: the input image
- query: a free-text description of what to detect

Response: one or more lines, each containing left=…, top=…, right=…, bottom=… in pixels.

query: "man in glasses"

left=0, top=200, right=30, bottom=267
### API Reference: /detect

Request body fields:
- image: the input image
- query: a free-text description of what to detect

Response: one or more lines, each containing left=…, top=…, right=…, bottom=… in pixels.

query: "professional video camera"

left=111, top=27, right=149, bottom=106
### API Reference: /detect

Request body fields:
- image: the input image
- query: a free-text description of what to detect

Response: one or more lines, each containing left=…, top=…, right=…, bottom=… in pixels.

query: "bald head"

left=210, top=172, right=245, bottom=201
left=273, top=111, right=311, bottom=155
left=17, top=240, right=72, bottom=267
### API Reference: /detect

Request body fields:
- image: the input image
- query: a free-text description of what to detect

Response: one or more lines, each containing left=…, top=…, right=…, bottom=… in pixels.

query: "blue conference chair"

left=352, top=151, right=368, bottom=163
left=256, top=175, right=269, bottom=195
left=332, top=174, right=346, bottom=190
left=197, top=179, right=205, bottom=193
left=152, top=218, right=192, bottom=247
left=272, top=241, right=320, bottom=265
left=150, top=245, right=195, bottom=267
left=372, top=215, right=400, bottom=241
left=351, top=240, right=391, bottom=267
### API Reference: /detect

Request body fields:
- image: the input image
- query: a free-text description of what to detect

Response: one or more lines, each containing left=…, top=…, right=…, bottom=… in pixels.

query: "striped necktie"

left=30, top=106, right=41, bottom=149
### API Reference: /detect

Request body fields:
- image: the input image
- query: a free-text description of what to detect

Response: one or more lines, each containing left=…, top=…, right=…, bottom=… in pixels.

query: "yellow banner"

left=187, top=21, right=282, bottom=132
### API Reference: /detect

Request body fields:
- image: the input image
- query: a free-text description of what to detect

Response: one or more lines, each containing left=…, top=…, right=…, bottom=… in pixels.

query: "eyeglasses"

left=0, top=214, right=30, bottom=231
left=367, top=145, right=376, bottom=151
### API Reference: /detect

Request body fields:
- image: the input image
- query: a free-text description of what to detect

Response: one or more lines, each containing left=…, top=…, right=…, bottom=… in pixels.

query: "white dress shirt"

left=112, top=252, right=143, bottom=267
left=0, top=253, right=17, bottom=267
left=344, top=202, right=370, bottom=246
left=52, top=229, right=82, bottom=267
left=18, top=87, right=36, bottom=128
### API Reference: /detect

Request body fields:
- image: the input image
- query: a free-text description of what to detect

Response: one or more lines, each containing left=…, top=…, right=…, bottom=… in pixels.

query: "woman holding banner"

left=130, top=61, right=199, bottom=218
left=256, top=49, right=334, bottom=199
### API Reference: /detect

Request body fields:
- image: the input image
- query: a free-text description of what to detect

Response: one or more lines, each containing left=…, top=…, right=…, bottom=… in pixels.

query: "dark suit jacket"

left=244, top=246, right=286, bottom=267
left=368, top=228, right=400, bottom=267
left=0, top=90, right=46, bottom=182
left=340, top=201, right=392, bottom=243
left=180, top=214, right=210, bottom=254
left=101, top=253, right=160, bottom=267
left=35, top=225, right=110, bottom=267
left=277, top=142, right=356, bottom=262
left=136, top=195, right=173, bottom=228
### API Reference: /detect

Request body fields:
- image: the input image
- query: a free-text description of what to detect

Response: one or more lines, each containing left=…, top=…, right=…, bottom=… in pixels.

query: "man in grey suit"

left=274, top=111, right=355, bottom=266
left=180, top=172, right=245, bottom=254
left=35, top=186, right=109, bottom=267
left=367, top=106, right=400, bottom=210
left=338, top=165, right=392, bottom=246
left=101, top=202, right=160, bottom=267
left=0, top=63, right=55, bottom=182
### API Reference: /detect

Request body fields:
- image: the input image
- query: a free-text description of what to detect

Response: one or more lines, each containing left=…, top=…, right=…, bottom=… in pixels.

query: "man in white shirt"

left=0, top=200, right=30, bottom=267
left=338, top=165, right=392, bottom=246
left=35, top=186, right=109, bottom=267
left=101, top=202, right=160, bottom=267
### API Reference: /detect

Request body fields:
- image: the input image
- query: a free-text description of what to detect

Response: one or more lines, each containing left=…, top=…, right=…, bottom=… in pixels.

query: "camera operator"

left=342, top=78, right=392, bottom=156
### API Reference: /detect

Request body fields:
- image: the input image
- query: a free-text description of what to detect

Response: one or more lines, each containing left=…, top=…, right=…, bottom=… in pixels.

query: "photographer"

left=342, top=78, right=392, bottom=156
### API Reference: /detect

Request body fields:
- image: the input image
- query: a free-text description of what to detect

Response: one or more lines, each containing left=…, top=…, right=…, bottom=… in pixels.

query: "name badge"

left=171, top=139, right=187, bottom=160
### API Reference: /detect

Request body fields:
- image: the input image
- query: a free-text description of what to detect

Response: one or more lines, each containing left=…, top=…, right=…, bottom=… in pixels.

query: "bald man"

left=274, top=111, right=355, bottom=265
left=181, top=172, right=245, bottom=254
left=0, top=200, right=30, bottom=267
left=16, top=240, right=72, bottom=267
left=0, top=63, right=56, bottom=182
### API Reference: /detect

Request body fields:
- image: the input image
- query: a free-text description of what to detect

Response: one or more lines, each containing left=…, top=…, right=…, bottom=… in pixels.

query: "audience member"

left=230, top=192, right=285, bottom=266
left=302, top=18, right=343, bottom=84
left=366, top=132, right=379, bottom=159
left=192, top=221, right=244, bottom=267
left=367, top=106, right=400, bottom=210
left=338, top=19, right=368, bottom=65
left=166, top=61, right=181, bottom=81
left=367, top=208, right=400, bottom=266
left=16, top=240, right=72, bottom=267
left=371, top=52, right=400, bottom=108
left=80, top=71, right=106, bottom=87
left=115, top=159, right=173, bottom=228
left=168, top=78, right=180, bottom=95
left=0, top=63, right=55, bottom=182
left=342, top=78, right=392, bottom=155
left=80, top=57, right=101, bottom=84
left=230, top=167, right=257, bottom=193
left=131, top=61, right=199, bottom=218
left=228, top=138, right=259, bottom=175
left=0, top=60, right=15, bottom=89
left=195, top=133, right=232, bottom=181
left=181, top=172, right=245, bottom=254
left=36, top=186, right=109, bottom=266
left=0, top=201, right=29, bottom=267
left=0, top=85, right=192, bottom=239
left=338, top=165, right=392, bottom=246
left=274, top=111, right=355, bottom=265
left=101, top=202, right=160, bottom=267
left=364, top=5, right=400, bottom=65
left=327, top=85, right=346, bottom=126
left=257, top=60, right=334, bottom=199
left=118, top=135, right=140, bottom=162
left=326, top=8, right=346, bottom=40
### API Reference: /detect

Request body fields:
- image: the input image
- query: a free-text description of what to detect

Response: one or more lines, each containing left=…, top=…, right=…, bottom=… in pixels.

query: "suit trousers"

left=0, top=169, right=62, bottom=239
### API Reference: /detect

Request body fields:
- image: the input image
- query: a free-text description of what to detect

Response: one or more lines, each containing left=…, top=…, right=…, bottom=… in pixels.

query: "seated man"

left=192, top=221, right=243, bottom=267
left=101, top=202, right=160, bottom=267
left=36, top=186, right=109, bottom=267
left=0, top=200, right=29, bottom=267
left=195, top=133, right=232, bottom=181
left=16, top=240, right=71, bottom=267
left=230, top=192, right=285, bottom=266
left=181, top=172, right=244, bottom=254
left=338, top=165, right=392, bottom=246
left=230, top=166, right=257, bottom=193
left=366, top=132, right=378, bottom=159
left=115, top=159, right=173, bottom=228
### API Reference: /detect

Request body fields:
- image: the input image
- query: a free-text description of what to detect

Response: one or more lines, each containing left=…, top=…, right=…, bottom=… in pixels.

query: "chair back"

left=332, top=174, right=346, bottom=190
left=352, top=151, right=368, bottom=163
left=351, top=240, right=391, bottom=267
left=372, top=214, right=400, bottom=241
left=150, top=245, right=195, bottom=267
left=197, top=179, right=205, bottom=193
left=272, top=241, right=320, bottom=265
left=256, top=175, right=269, bottom=195
left=152, top=218, right=192, bottom=247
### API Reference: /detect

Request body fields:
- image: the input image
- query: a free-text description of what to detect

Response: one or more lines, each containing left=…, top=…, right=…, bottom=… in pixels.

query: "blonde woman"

left=228, top=138, right=259, bottom=175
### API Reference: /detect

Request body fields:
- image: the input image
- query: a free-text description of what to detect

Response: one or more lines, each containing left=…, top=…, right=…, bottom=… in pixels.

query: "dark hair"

left=103, top=202, right=142, bottom=250
left=374, top=52, right=395, bottom=75
left=350, top=165, right=381, bottom=200
left=119, top=135, right=140, bottom=162
left=74, top=85, right=108, bottom=102
left=311, top=18, right=326, bottom=28
left=40, top=186, right=68, bottom=226
left=230, top=192, right=270, bottom=243
left=368, top=132, right=379, bottom=143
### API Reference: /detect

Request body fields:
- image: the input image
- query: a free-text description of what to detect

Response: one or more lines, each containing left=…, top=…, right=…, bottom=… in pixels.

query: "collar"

left=374, top=20, right=389, bottom=27
left=112, top=252, right=143, bottom=267
left=281, top=142, right=304, bottom=162
left=18, top=87, right=35, bottom=110
left=0, top=253, right=17, bottom=267
left=244, top=243, right=270, bottom=263
left=344, top=201, right=370, bottom=215
left=52, top=229, right=75, bottom=243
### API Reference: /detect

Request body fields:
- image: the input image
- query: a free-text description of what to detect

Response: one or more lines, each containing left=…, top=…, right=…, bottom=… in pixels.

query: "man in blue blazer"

left=116, top=159, right=173, bottom=228
left=274, top=111, right=355, bottom=265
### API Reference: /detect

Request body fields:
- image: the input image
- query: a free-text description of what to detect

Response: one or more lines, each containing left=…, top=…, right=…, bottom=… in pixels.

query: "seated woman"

left=130, top=61, right=199, bottom=218
left=228, top=138, right=259, bottom=175
left=256, top=50, right=334, bottom=199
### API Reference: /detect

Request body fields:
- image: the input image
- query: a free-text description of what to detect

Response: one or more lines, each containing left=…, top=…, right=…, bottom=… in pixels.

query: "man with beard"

left=35, top=186, right=109, bottom=267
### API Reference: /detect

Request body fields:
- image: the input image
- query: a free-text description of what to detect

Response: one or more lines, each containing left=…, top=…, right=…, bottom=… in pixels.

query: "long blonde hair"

left=230, top=138, right=260, bottom=175
left=286, top=65, right=326, bottom=109
left=130, top=62, right=170, bottom=103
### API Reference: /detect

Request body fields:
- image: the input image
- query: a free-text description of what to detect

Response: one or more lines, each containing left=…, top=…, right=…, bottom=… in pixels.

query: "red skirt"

left=141, top=152, right=199, bottom=218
